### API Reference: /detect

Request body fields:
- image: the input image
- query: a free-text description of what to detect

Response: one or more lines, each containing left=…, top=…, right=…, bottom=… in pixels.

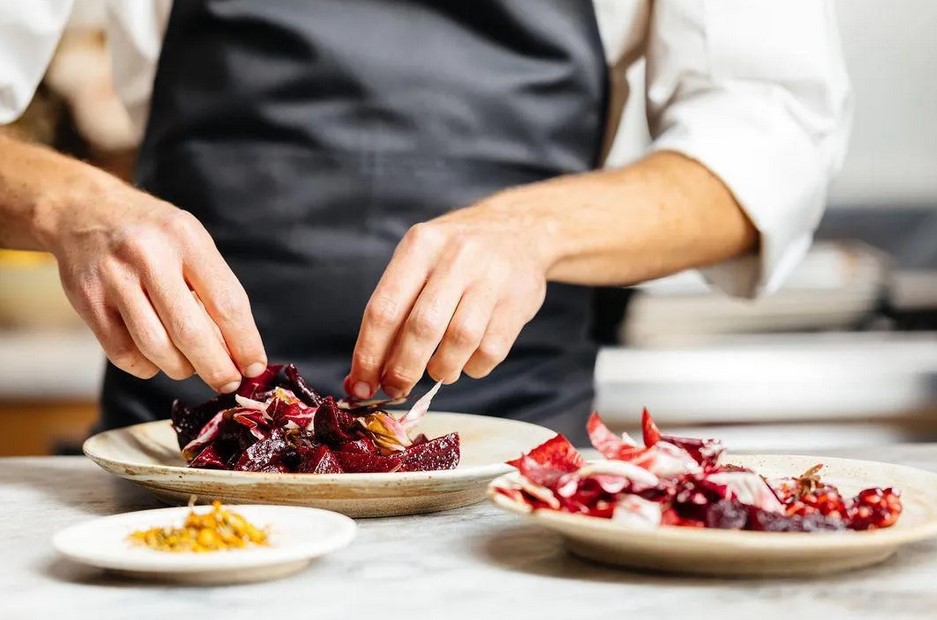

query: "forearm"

left=0, top=133, right=119, bottom=251
left=482, top=150, right=758, bottom=287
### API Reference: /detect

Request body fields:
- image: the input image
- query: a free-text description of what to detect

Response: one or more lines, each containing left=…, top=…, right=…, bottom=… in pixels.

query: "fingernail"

left=352, top=381, right=373, bottom=399
left=220, top=380, right=241, bottom=394
left=244, top=363, right=267, bottom=378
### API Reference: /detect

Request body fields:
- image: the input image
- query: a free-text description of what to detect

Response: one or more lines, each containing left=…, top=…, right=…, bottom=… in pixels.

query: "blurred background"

left=0, top=0, right=935, bottom=456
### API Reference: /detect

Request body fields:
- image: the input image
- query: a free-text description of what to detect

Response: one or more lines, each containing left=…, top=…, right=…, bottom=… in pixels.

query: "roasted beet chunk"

left=297, top=444, right=344, bottom=474
left=284, top=363, right=323, bottom=407
left=235, top=429, right=290, bottom=472
left=335, top=450, right=403, bottom=473
left=314, top=397, right=359, bottom=444
left=705, top=499, right=749, bottom=530
left=236, top=363, right=283, bottom=399
left=399, top=433, right=460, bottom=472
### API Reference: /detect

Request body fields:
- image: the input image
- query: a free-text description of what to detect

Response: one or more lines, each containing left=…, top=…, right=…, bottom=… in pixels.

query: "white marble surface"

left=2, top=451, right=937, bottom=620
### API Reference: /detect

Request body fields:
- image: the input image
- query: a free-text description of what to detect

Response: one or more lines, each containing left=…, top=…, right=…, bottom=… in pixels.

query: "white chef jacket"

left=0, top=0, right=852, bottom=298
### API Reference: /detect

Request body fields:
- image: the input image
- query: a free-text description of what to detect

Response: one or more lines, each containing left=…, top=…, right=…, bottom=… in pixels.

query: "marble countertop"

left=2, top=448, right=937, bottom=620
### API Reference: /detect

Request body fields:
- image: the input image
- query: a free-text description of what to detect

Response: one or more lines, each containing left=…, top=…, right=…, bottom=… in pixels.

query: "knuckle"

left=406, top=308, right=442, bottom=340
left=110, top=227, right=159, bottom=265
left=447, top=321, right=483, bottom=348
left=383, top=367, right=419, bottom=391
left=171, top=318, right=202, bottom=349
left=364, top=296, right=399, bottom=329
left=162, top=209, right=204, bottom=240
left=133, top=326, right=167, bottom=355
left=477, top=336, right=509, bottom=365
left=403, top=222, right=442, bottom=248
left=352, top=351, right=381, bottom=374
left=210, top=288, right=247, bottom=324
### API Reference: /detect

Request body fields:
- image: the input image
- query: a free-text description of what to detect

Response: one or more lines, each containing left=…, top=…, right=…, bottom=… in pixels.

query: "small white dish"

left=488, top=454, right=937, bottom=577
left=53, top=505, right=356, bottom=584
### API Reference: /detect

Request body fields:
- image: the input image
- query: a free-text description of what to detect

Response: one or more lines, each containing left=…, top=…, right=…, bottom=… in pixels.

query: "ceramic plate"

left=53, top=505, right=356, bottom=584
left=488, top=454, right=937, bottom=577
left=84, top=412, right=555, bottom=517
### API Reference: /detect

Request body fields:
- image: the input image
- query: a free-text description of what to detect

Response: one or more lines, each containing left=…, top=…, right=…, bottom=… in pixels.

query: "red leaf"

left=642, top=408, right=661, bottom=446
left=507, top=434, right=585, bottom=473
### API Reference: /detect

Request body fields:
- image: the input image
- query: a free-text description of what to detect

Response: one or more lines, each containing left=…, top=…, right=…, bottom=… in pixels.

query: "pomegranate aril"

left=848, top=487, right=902, bottom=530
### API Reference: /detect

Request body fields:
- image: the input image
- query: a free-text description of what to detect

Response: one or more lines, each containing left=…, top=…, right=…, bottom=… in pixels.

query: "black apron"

left=101, top=0, right=608, bottom=442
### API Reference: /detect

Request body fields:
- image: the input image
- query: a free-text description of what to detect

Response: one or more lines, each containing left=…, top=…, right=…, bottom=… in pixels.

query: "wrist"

left=34, top=160, right=125, bottom=255
left=483, top=182, right=568, bottom=278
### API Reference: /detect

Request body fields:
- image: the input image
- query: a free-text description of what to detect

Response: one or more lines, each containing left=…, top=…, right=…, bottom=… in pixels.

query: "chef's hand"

left=43, top=179, right=268, bottom=392
left=346, top=201, right=550, bottom=399
left=347, top=152, right=758, bottom=399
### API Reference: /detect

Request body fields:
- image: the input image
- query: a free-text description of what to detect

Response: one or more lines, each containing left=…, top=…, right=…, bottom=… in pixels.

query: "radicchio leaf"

left=705, top=470, right=785, bottom=513
left=507, top=434, right=585, bottom=473
left=357, top=413, right=412, bottom=453
left=612, top=495, right=663, bottom=529
left=398, top=380, right=442, bottom=428
left=182, top=410, right=228, bottom=461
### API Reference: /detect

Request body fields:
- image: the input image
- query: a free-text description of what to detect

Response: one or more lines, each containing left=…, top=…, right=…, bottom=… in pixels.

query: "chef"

left=0, top=1, right=850, bottom=439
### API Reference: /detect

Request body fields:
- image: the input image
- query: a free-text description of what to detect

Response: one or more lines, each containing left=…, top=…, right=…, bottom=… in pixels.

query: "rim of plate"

left=487, top=454, right=937, bottom=550
left=53, top=505, right=357, bottom=572
left=83, top=413, right=552, bottom=483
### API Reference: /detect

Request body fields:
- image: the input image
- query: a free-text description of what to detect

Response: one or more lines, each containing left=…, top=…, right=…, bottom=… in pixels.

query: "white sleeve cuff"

left=649, top=88, right=830, bottom=298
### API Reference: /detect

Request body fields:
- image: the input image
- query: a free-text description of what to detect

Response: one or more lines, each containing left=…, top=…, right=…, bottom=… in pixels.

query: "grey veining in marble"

left=1, top=449, right=936, bottom=620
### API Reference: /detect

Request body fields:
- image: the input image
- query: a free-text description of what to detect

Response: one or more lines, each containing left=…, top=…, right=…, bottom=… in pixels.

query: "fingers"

left=349, top=224, right=440, bottom=399
left=109, top=280, right=196, bottom=381
left=425, top=283, right=497, bottom=384
left=463, top=301, right=528, bottom=379
left=145, top=276, right=243, bottom=393
left=380, top=266, right=470, bottom=397
left=79, top=299, right=160, bottom=380
left=183, top=228, right=267, bottom=377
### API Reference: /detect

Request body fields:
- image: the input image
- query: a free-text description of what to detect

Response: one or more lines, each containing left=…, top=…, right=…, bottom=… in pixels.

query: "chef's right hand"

left=47, top=182, right=267, bottom=392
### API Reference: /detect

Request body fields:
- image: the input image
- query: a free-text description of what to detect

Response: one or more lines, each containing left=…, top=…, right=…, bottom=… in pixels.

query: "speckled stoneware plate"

left=487, top=454, right=937, bottom=577
left=84, top=412, right=555, bottom=517
left=53, top=504, right=356, bottom=584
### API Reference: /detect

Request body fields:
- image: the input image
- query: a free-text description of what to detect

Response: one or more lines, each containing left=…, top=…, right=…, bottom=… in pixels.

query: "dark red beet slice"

left=399, top=432, right=460, bottom=472
left=507, top=434, right=584, bottom=473
left=284, top=364, right=323, bottom=407
left=336, top=438, right=379, bottom=454
left=188, top=444, right=227, bottom=469
left=236, top=363, right=283, bottom=399
left=235, top=429, right=290, bottom=472
left=335, top=450, right=403, bottom=473
left=297, top=444, right=345, bottom=474
left=314, top=396, right=359, bottom=445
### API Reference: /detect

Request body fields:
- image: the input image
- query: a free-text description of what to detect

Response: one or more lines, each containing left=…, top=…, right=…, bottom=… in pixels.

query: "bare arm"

left=346, top=151, right=756, bottom=399
left=0, top=134, right=267, bottom=390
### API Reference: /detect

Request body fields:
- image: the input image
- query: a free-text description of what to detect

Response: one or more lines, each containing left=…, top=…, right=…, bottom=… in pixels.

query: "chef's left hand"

left=346, top=198, right=548, bottom=399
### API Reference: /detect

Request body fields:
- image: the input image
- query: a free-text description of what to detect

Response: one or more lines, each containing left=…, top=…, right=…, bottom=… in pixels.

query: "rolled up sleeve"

left=645, top=0, right=852, bottom=297
left=0, top=0, right=74, bottom=125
